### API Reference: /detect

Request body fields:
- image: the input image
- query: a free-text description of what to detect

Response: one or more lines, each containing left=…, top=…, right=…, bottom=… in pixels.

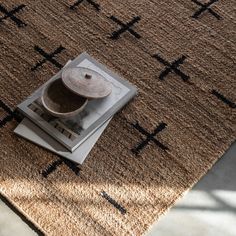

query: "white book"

left=17, top=53, right=137, bottom=152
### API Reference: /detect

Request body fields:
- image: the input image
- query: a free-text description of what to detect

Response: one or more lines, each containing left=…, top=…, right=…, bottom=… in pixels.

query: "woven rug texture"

left=0, top=0, right=235, bottom=235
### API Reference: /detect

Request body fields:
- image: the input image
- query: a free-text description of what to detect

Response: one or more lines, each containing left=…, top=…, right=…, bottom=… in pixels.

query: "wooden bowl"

left=41, top=78, right=88, bottom=118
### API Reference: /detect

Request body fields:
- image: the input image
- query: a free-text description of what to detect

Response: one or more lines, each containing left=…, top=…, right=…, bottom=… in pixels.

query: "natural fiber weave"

left=0, top=0, right=235, bottom=235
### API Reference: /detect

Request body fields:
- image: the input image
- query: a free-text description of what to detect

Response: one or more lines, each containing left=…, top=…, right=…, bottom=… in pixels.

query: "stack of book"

left=14, top=53, right=137, bottom=164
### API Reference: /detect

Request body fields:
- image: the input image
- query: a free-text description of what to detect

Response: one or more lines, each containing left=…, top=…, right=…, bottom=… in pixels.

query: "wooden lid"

left=62, top=67, right=112, bottom=99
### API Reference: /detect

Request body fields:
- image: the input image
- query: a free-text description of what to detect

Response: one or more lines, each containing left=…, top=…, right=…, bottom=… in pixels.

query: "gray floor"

left=147, top=141, right=236, bottom=236
left=0, top=142, right=235, bottom=236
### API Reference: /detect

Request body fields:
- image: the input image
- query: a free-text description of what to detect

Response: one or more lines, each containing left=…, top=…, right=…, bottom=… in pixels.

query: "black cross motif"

left=31, top=45, right=65, bottom=71
left=0, top=4, right=26, bottom=27
left=212, top=90, right=236, bottom=108
left=0, top=100, right=22, bottom=128
left=70, top=0, right=100, bottom=11
left=101, top=191, right=127, bottom=215
left=152, top=54, right=190, bottom=82
left=109, top=15, right=141, bottom=40
left=42, top=158, right=81, bottom=178
left=131, top=122, right=168, bottom=155
left=191, top=0, right=221, bottom=19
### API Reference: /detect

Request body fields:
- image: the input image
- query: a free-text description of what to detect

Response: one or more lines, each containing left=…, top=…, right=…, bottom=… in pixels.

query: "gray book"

left=14, top=117, right=111, bottom=164
left=17, top=53, right=137, bottom=152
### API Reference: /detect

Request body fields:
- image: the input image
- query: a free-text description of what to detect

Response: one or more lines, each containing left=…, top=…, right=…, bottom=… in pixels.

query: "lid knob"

left=85, top=74, right=92, bottom=79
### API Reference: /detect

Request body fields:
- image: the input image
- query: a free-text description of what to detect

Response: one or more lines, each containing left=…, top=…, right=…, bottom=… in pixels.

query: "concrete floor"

left=0, top=142, right=235, bottom=236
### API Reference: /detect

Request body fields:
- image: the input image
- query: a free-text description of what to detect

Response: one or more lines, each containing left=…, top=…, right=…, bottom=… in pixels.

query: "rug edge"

left=0, top=191, right=46, bottom=236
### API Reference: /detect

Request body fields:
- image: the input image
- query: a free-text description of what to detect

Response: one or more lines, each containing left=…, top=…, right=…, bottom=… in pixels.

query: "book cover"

left=17, top=53, right=137, bottom=152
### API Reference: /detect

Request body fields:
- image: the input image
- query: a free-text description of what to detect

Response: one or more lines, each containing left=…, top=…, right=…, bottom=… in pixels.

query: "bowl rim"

left=41, top=79, right=88, bottom=117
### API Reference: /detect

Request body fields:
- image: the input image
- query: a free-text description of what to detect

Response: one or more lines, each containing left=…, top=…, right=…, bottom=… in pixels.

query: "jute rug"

left=0, top=0, right=235, bottom=235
